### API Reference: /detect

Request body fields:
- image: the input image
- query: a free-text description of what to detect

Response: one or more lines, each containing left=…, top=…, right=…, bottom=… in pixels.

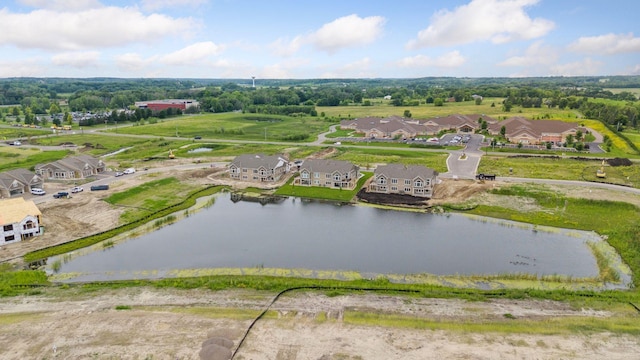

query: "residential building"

left=134, top=99, right=199, bottom=113
left=340, top=114, right=497, bottom=138
left=0, top=197, right=43, bottom=244
left=229, top=154, right=289, bottom=183
left=487, top=117, right=580, bottom=145
left=35, top=155, right=106, bottom=180
left=295, top=159, right=360, bottom=189
left=0, top=169, right=44, bottom=198
left=369, top=164, right=438, bottom=198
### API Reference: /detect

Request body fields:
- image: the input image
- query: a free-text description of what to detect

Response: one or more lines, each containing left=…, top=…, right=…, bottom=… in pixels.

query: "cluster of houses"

left=341, top=114, right=582, bottom=145
left=228, top=154, right=438, bottom=198
left=0, top=155, right=106, bottom=245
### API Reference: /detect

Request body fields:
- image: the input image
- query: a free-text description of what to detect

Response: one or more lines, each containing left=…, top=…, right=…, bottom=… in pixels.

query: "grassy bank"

left=275, top=172, right=373, bottom=202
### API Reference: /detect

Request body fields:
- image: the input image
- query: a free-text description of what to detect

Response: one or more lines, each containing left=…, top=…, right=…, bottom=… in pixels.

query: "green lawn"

left=105, top=177, right=200, bottom=223
left=275, top=172, right=373, bottom=202
left=478, top=155, right=640, bottom=186
left=0, top=147, right=71, bottom=172
left=112, top=113, right=333, bottom=142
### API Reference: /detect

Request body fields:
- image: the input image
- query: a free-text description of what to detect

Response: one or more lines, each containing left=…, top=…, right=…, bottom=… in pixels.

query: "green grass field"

left=0, top=146, right=71, bottom=172
left=318, top=97, right=582, bottom=121
left=112, top=113, right=334, bottom=142
left=105, top=177, right=200, bottom=223
left=331, top=147, right=449, bottom=173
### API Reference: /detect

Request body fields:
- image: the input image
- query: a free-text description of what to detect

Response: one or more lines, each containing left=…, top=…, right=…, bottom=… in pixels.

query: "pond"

left=187, top=147, right=213, bottom=153
left=50, top=193, right=621, bottom=284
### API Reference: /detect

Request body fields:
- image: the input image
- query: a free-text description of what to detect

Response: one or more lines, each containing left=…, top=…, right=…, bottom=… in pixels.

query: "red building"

left=135, top=99, right=199, bottom=112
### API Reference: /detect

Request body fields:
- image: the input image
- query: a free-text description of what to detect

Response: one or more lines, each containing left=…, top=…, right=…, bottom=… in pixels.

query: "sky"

left=0, top=0, right=639, bottom=79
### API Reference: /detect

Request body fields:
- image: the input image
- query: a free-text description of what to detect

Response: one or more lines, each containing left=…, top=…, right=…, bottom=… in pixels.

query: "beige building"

left=487, top=117, right=580, bottom=145
left=229, top=154, right=289, bottom=183
left=0, top=198, right=43, bottom=244
left=0, top=169, right=44, bottom=198
left=35, top=155, right=106, bottom=180
left=295, top=159, right=360, bottom=189
left=369, top=164, right=438, bottom=198
left=340, top=114, right=497, bottom=138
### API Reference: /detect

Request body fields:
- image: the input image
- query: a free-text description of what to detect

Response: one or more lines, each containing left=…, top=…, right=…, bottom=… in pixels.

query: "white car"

left=115, top=172, right=124, bottom=177
left=123, top=168, right=135, bottom=174
left=30, top=188, right=46, bottom=195
left=71, top=186, right=84, bottom=193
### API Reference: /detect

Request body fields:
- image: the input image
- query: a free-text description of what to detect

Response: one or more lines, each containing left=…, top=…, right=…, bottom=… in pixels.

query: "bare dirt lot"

left=1, top=287, right=639, bottom=360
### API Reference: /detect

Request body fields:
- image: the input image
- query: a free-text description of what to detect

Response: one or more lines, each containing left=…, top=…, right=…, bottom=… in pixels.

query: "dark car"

left=90, top=185, right=109, bottom=191
left=53, top=191, right=69, bottom=199
left=194, top=136, right=202, bottom=139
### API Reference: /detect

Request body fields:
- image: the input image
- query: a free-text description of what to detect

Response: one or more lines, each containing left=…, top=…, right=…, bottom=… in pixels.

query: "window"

left=314, top=172, right=320, bottom=178
left=301, top=171, right=309, bottom=179
left=391, top=178, right=398, bottom=184
left=314, top=180, right=320, bottom=185
left=377, top=177, right=386, bottom=185
left=334, top=174, right=341, bottom=181
left=3, top=225, right=12, bottom=232
left=4, top=235, right=15, bottom=242
left=253, top=169, right=258, bottom=174
left=391, top=186, right=397, bottom=191
left=242, top=168, right=247, bottom=173
left=326, top=173, right=331, bottom=179
left=404, top=179, right=411, bottom=185
left=242, top=175, right=247, bottom=179
left=414, top=180, right=423, bottom=187
left=425, top=179, right=431, bottom=186
left=404, top=187, right=411, bottom=193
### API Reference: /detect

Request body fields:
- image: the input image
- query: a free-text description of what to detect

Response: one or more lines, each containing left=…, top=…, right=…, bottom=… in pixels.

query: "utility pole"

left=264, top=127, right=267, bottom=141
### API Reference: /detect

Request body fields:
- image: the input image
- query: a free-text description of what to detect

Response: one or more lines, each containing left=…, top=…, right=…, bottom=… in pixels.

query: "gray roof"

left=299, top=159, right=358, bottom=174
left=0, top=169, right=40, bottom=189
left=374, top=163, right=437, bottom=180
left=230, top=153, right=288, bottom=169
left=36, top=155, right=104, bottom=172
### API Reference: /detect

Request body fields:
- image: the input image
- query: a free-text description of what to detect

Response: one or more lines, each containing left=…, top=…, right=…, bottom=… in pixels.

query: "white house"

left=1, top=198, right=43, bottom=244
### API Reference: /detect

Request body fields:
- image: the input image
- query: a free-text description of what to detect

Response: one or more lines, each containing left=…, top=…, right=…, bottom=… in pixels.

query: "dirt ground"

left=1, top=286, right=638, bottom=360
left=3, top=162, right=640, bottom=359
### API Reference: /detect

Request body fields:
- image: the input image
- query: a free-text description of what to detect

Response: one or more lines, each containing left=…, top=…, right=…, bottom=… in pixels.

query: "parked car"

left=115, top=171, right=124, bottom=177
left=123, top=168, right=135, bottom=174
left=30, top=188, right=46, bottom=195
left=53, top=191, right=69, bottom=199
left=71, top=186, right=84, bottom=193
left=194, top=136, right=202, bottom=139
left=90, top=184, right=109, bottom=191
left=8, top=141, right=21, bottom=146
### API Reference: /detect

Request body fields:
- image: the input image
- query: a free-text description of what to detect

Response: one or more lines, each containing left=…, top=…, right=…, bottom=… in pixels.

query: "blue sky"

left=0, top=0, right=638, bottom=78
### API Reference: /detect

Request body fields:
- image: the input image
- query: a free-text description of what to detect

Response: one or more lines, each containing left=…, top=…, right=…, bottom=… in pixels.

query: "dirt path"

left=1, top=287, right=638, bottom=359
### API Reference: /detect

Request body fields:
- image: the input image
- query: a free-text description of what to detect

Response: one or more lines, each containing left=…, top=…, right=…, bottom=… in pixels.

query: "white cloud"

left=407, top=0, right=554, bottom=49
left=632, top=64, right=640, bottom=75
left=568, top=33, right=640, bottom=55
left=0, top=7, right=196, bottom=51
left=270, top=36, right=305, bottom=57
left=51, top=51, right=100, bottom=68
left=272, top=14, right=385, bottom=56
left=0, top=59, right=44, bottom=77
left=141, top=0, right=209, bottom=11
left=308, top=14, right=385, bottom=53
left=160, top=42, right=223, bottom=65
left=397, top=51, right=466, bottom=68
left=115, top=53, right=157, bottom=72
left=499, top=41, right=557, bottom=66
left=17, top=0, right=103, bottom=11
left=550, top=58, right=602, bottom=76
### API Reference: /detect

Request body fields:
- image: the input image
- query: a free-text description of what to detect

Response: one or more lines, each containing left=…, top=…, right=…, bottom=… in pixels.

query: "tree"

left=575, top=130, right=583, bottom=142
left=403, top=110, right=412, bottom=118
left=500, top=125, right=506, bottom=137
left=475, top=97, right=482, bottom=105
left=434, top=98, right=444, bottom=107
left=49, top=103, right=61, bottom=115
left=64, top=112, right=72, bottom=125
left=12, top=107, right=19, bottom=116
